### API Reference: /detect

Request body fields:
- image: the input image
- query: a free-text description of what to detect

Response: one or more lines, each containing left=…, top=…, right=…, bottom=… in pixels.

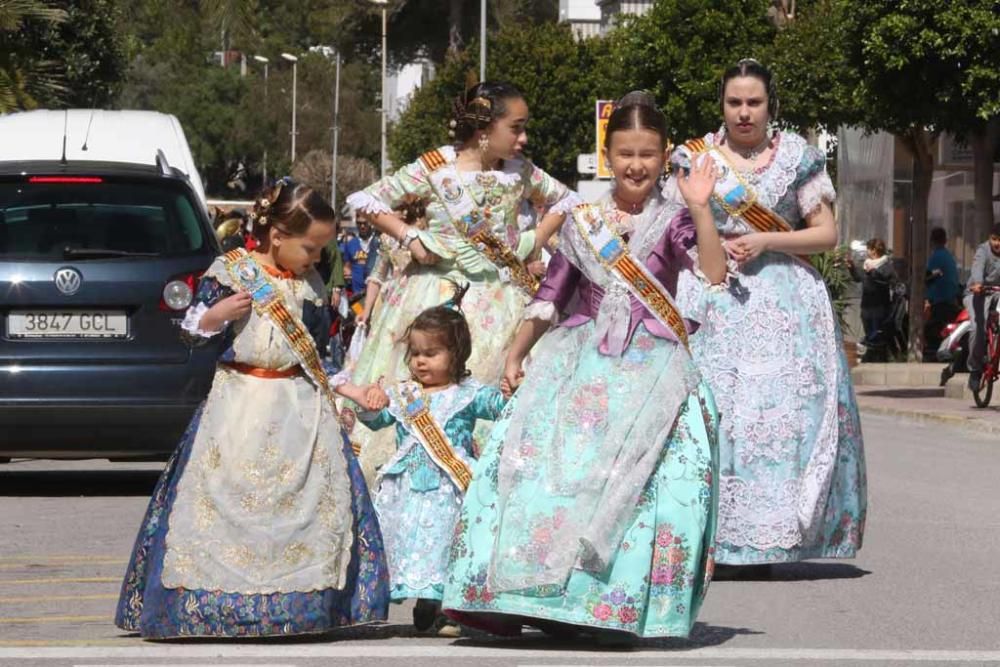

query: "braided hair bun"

left=449, top=81, right=524, bottom=143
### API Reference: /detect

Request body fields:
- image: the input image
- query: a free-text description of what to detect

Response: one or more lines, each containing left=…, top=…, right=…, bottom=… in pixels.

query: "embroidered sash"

left=221, top=248, right=341, bottom=420
left=390, top=380, right=472, bottom=492
left=419, top=149, right=539, bottom=296
left=572, top=204, right=690, bottom=350
left=682, top=137, right=792, bottom=234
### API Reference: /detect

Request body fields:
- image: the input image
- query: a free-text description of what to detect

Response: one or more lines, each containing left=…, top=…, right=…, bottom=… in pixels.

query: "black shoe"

left=969, top=371, right=982, bottom=392
left=413, top=599, right=440, bottom=632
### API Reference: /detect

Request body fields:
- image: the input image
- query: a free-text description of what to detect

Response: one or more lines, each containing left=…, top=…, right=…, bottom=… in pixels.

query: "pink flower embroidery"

left=617, top=606, right=638, bottom=624
left=592, top=603, right=612, bottom=621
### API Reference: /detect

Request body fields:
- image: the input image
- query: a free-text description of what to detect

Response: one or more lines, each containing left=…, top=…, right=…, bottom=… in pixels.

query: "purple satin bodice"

left=534, top=210, right=699, bottom=355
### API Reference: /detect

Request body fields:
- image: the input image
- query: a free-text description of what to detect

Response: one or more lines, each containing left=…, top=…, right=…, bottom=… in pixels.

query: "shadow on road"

left=119, top=620, right=761, bottom=648
left=0, top=469, right=161, bottom=497
left=713, top=562, right=871, bottom=582
left=452, top=622, right=761, bottom=651
left=856, top=387, right=943, bottom=399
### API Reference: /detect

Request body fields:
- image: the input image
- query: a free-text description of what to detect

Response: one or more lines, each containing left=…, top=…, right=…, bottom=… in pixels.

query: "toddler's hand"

left=363, top=385, right=389, bottom=411
left=501, top=359, right=525, bottom=399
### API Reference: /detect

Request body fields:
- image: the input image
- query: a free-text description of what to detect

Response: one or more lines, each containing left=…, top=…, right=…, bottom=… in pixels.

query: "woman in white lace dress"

left=671, top=59, right=867, bottom=567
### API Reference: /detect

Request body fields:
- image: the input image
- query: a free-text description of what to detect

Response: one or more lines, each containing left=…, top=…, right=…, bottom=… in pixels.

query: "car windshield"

left=0, top=180, right=205, bottom=260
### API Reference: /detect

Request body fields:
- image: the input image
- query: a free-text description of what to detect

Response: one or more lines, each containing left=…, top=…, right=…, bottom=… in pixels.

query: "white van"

left=0, top=109, right=207, bottom=213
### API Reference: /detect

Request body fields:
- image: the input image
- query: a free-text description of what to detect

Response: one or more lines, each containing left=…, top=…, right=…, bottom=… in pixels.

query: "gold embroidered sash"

left=683, top=138, right=792, bottom=234
left=222, top=249, right=341, bottom=421
left=572, top=204, right=690, bottom=350
left=419, top=149, right=539, bottom=296
left=391, top=380, right=473, bottom=492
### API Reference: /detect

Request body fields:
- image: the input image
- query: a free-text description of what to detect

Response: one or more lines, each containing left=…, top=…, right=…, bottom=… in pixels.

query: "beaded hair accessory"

left=247, top=176, right=294, bottom=233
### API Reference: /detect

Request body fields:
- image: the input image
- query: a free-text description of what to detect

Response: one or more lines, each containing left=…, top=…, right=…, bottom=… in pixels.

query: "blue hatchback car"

left=0, top=155, right=221, bottom=460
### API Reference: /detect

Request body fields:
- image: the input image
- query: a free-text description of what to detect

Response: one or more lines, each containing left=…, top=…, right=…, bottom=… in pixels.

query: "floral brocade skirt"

left=442, top=323, right=719, bottom=638
left=114, top=406, right=390, bottom=639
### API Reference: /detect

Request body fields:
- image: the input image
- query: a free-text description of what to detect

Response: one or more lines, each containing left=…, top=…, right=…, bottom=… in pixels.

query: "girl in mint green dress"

left=442, top=92, right=728, bottom=640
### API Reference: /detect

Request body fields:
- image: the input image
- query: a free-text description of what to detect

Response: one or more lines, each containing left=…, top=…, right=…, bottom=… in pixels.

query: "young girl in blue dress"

left=115, top=180, right=389, bottom=638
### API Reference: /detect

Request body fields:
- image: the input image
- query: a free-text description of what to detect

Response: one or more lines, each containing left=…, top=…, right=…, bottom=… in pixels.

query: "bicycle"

left=971, top=286, right=1000, bottom=408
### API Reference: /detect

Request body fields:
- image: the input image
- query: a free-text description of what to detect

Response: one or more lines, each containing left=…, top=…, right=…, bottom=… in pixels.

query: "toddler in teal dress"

left=335, top=284, right=505, bottom=636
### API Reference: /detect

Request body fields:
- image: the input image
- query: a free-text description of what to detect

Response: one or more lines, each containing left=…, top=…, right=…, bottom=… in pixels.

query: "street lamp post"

left=331, top=50, right=341, bottom=212
left=480, top=0, right=486, bottom=81
left=366, top=0, right=389, bottom=178
left=281, top=52, right=299, bottom=164
left=254, top=55, right=269, bottom=186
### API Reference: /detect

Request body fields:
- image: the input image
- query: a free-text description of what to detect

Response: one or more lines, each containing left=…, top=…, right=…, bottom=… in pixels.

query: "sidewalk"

left=855, top=385, right=1000, bottom=435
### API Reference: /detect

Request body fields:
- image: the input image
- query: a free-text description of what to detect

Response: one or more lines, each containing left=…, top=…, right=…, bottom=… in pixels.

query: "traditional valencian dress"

left=670, top=130, right=867, bottom=566
left=443, top=191, right=719, bottom=638
left=346, top=146, right=575, bottom=481
left=351, top=379, right=506, bottom=603
left=115, top=249, right=389, bottom=638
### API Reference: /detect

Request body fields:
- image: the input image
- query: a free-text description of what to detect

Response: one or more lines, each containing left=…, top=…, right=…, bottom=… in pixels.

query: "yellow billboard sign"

left=595, top=99, right=614, bottom=179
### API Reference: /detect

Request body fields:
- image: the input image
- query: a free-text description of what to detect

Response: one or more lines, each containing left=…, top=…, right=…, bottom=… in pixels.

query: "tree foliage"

left=116, top=0, right=381, bottom=198
left=600, top=0, right=775, bottom=142
left=334, top=0, right=558, bottom=67
left=0, top=0, right=127, bottom=112
left=836, top=0, right=1000, bottom=357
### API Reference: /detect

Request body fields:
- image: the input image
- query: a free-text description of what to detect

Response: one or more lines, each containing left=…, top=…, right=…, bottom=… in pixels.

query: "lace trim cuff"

left=548, top=191, right=583, bottom=216
left=180, top=302, right=224, bottom=338
left=798, top=172, right=836, bottom=218
left=522, top=301, right=559, bottom=324
left=328, top=370, right=352, bottom=389
left=346, top=191, right=392, bottom=215
left=688, top=245, right=740, bottom=291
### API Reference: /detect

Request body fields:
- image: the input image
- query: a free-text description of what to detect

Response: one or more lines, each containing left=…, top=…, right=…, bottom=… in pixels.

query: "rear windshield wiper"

left=63, top=247, right=161, bottom=258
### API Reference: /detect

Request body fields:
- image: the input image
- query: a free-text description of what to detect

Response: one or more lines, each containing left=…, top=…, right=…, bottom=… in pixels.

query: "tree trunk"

left=970, top=117, right=999, bottom=238
left=901, top=126, right=937, bottom=362
left=447, top=0, right=464, bottom=56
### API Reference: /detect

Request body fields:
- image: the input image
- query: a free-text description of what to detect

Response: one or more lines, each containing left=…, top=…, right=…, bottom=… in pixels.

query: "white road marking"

left=2, top=646, right=1000, bottom=661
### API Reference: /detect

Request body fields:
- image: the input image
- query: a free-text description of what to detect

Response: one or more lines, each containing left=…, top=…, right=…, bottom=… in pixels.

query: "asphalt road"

left=1, top=412, right=998, bottom=667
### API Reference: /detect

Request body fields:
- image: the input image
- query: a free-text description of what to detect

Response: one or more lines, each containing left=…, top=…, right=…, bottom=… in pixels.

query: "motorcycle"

left=937, top=307, right=971, bottom=386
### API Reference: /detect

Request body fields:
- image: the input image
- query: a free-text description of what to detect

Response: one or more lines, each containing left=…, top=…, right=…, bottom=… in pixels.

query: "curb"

left=858, top=402, right=1000, bottom=435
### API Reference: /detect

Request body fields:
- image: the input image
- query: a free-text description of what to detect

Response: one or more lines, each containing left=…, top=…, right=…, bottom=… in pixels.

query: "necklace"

left=612, top=193, right=643, bottom=215
left=729, top=133, right=771, bottom=161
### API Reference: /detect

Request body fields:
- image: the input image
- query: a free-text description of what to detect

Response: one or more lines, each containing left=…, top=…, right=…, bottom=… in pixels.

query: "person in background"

left=965, top=223, right=1000, bottom=391
left=848, top=238, right=897, bottom=360
left=318, top=229, right=349, bottom=367
left=342, top=213, right=381, bottom=296
left=924, top=227, right=962, bottom=359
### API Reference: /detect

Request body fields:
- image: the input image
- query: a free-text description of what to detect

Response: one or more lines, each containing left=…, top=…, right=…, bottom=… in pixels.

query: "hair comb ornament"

left=440, top=280, right=470, bottom=312
left=464, top=96, right=493, bottom=125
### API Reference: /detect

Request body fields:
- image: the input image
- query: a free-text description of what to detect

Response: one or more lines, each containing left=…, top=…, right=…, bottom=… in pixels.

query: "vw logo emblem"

left=54, top=267, right=82, bottom=295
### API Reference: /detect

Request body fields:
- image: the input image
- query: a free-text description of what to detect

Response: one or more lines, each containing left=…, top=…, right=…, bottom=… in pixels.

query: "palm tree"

left=0, top=0, right=66, bottom=112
